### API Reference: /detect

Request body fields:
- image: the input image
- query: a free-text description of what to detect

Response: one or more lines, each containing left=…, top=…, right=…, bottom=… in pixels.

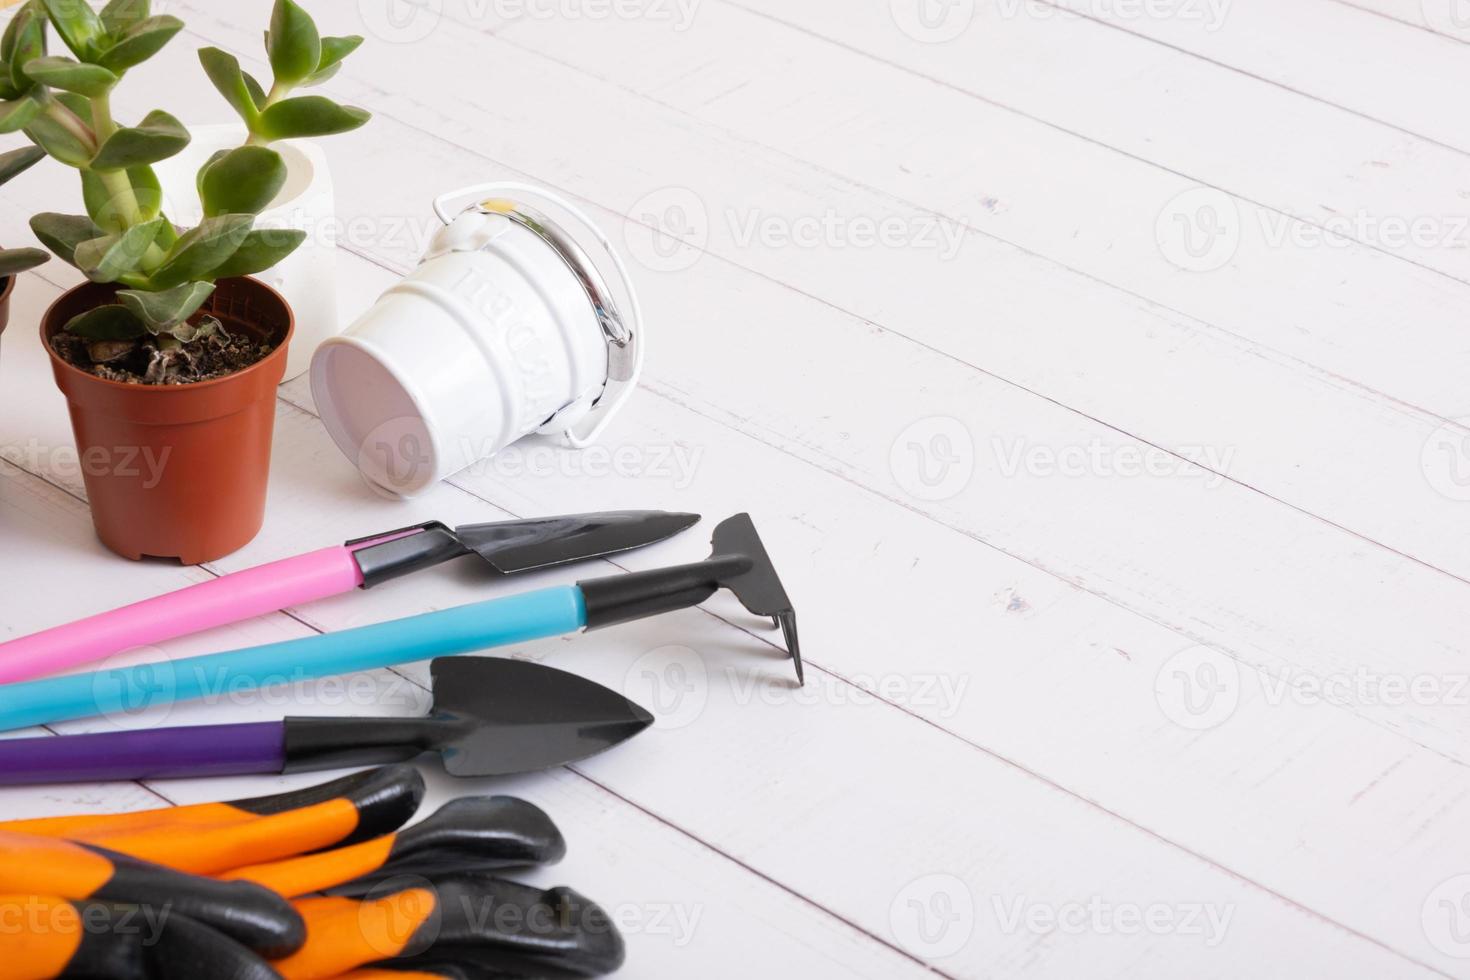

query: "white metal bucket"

left=310, top=183, right=644, bottom=497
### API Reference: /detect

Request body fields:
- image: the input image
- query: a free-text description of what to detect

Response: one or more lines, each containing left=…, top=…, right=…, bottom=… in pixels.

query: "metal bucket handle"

left=432, top=182, right=645, bottom=449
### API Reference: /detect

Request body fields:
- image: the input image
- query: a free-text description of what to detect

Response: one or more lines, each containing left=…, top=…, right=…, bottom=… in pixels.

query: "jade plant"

left=0, top=143, right=49, bottom=277
left=0, top=0, right=368, bottom=376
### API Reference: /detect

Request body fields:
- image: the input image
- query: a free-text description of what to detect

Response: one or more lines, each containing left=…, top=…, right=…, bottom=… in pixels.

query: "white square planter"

left=154, top=124, right=337, bottom=382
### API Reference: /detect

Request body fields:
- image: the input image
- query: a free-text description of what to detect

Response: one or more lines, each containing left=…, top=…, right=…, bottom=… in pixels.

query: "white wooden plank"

left=167, top=0, right=1470, bottom=428
left=0, top=5, right=1463, bottom=975
left=0, top=272, right=1448, bottom=975
left=0, top=345, right=926, bottom=980
left=241, top=257, right=1470, bottom=973
left=138, top=4, right=1470, bottom=594
left=707, top=0, right=1470, bottom=281
left=5, top=22, right=1464, bottom=963
left=1338, top=0, right=1470, bottom=40
left=1046, top=0, right=1470, bottom=152
left=54, top=30, right=1470, bottom=758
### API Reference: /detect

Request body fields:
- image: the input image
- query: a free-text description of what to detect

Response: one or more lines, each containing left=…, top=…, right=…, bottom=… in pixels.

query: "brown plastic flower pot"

left=42, top=277, right=294, bottom=565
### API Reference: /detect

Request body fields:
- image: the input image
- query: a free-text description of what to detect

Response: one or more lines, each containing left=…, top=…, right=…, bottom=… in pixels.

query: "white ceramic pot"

left=154, top=124, right=337, bottom=382
left=311, top=183, right=643, bottom=497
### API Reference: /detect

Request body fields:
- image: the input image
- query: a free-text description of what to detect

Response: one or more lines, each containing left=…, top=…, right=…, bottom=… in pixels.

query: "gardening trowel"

left=0, top=510, right=699, bottom=684
left=0, top=657, right=654, bottom=785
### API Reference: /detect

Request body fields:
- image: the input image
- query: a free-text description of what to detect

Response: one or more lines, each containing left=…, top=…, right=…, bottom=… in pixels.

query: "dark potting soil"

left=51, top=327, right=273, bottom=385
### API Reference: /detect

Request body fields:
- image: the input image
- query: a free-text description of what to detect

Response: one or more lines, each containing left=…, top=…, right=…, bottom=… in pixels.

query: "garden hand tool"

left=0, top=897, right=280, bottom=980
left=0, top=510, right=698, bottom=684
left=1, top=767, right=426, bottom=873
left=223, top=796, right=567, bottom=899
left=273, top=875, right=624, bottom=980
left=0, top=658, right=653, bottom=785
left=0, top=831, right=303, bottom=957
left=0, top=514, right=801, bottom=734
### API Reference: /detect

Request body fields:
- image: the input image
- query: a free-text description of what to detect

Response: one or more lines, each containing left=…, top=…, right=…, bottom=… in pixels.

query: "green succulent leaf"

left=209, top=226, right=305, bottom=278
left=148, top=213, right=255, bottom=288
left=30, top=212, right=100, bottom=267
left=256, top=96, right=369, bottom=140
left=117, top=280, right=215, bottom=333
left=40, top=0, right=105, bottom=61
left=24, top=109, right=93, bottom=167
left=2, top=5, right=46, bottom=96
left=96, top=15, right=182, bottom=73
left=267, top=0, right=321, bottom=86
left=99, top=0, right=150, bottom=34
left=81, top=164, right=162, bottom=232
left=64, top=303, right=145, bottom=340
left=74, top=216, right=164, bottom=282
left=0, top=144, right=45, bottom=186
left=198, top=145, right=286, bottom=217
left=91, top=109, right=189, bottom=170
left=304, top=34, right=362, bottom=86
left=22, top=56, right=116, bottom=96
left=50, top=90, right=90, bottom=118
left=198, top=47, right=260, bottom=126
left=0, top=246, right=49, bottom=276
left=0, top=97, right=40, bottom=135
left=243, top=71, right=269, bottom=111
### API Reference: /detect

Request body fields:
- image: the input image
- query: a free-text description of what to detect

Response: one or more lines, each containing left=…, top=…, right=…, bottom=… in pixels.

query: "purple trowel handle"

left=0, top=722, right=286, bottom=786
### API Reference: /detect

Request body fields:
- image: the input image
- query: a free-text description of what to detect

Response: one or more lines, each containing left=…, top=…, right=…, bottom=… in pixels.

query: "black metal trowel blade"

left=430, top=657, right=655, bottom=777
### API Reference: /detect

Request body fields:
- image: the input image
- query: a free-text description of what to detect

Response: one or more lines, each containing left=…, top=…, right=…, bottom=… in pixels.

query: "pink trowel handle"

left=0, top=546, right=365, bottom=684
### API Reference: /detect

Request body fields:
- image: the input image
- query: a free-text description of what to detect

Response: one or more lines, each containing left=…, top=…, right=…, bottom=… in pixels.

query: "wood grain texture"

left=0, top=1, right=1466, bottom=976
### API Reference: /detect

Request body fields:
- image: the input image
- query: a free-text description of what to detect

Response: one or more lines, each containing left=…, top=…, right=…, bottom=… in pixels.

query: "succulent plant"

left=0, top=0, right=368, bottom=348
left=0, top=143, right=49, bottom=276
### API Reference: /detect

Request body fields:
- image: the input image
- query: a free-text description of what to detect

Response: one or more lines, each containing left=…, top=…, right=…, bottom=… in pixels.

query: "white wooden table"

left=2, top=0, right=1468, bottom=976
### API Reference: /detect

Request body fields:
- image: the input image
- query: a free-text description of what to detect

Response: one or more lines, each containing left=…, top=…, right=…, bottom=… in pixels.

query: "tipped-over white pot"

left=309, top=183, right=644, bottom=497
